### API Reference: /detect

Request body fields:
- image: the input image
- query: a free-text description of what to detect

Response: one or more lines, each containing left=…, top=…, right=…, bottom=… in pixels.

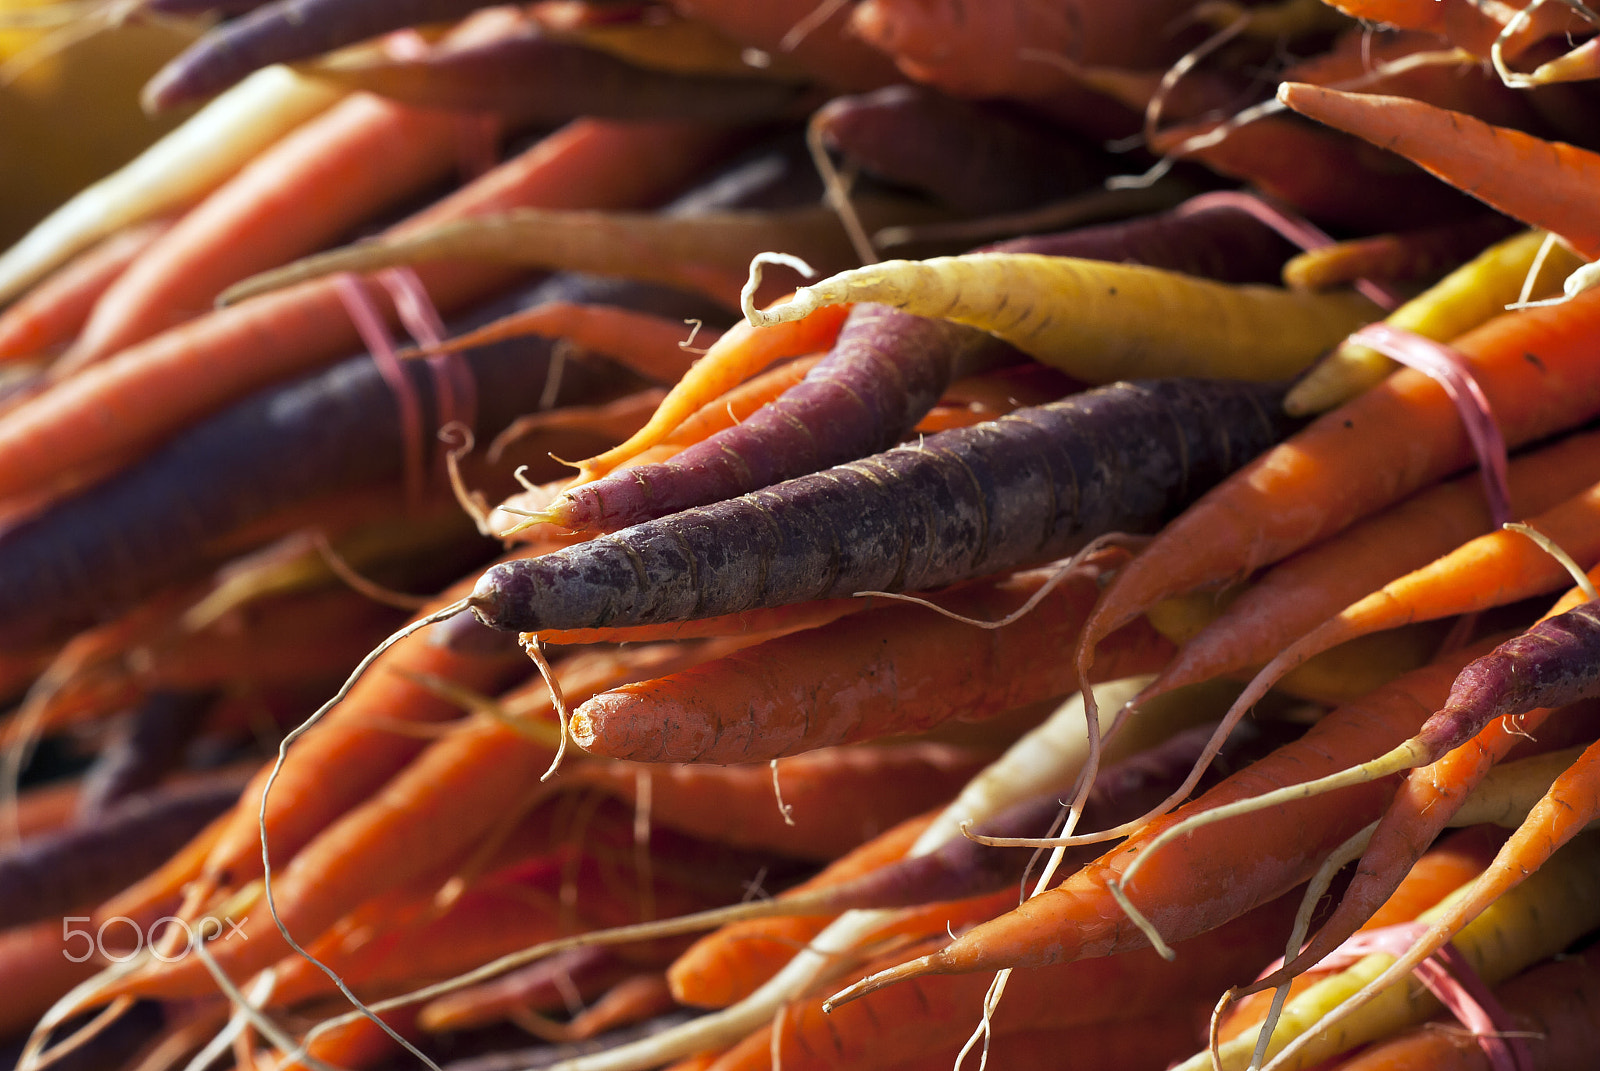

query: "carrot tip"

left=823, top=953, right=938, bottom=1011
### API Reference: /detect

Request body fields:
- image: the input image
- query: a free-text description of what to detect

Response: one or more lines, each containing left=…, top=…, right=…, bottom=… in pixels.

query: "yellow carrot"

left=745, top=253, right=1378, bottom=383
left=1174, top=830, right=1600, bottom=1071
left=1286, top=228, right=1587, bottom=414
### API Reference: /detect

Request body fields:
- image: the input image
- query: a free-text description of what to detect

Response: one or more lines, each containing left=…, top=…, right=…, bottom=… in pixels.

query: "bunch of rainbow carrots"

left=4, top=0, right=1600, bottom=1068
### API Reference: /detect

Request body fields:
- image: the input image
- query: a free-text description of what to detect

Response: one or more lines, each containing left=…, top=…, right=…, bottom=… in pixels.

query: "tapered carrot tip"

left=823, top=953, right=940, bottom=1012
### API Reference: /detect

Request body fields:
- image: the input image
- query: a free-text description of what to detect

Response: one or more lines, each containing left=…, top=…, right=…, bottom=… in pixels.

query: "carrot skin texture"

left=571, top=567, right=1172, bottom=763
left=473, top=378, right=1296, bottom=633
left=142, top=0, right=508, bottom=110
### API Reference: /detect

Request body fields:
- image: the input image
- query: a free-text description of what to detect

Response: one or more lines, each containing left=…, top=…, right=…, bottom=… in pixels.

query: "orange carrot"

left=848, top=0, right=1205, bottom=100
left=577, top=743, right=989, bottom=862
left=0, top=218, right=172, bottom=362
left=54, top=92, right=488, bottom=375
left=1076, top=283, right=1600, bottom=732
left=1315, top=0, right=1588, bottom=58
left=0, top=119, right=732, bottom=502
left=1216, top=824, right=1503, bottom=1043
left=571, top=562, right=1174, bottom=764
left=559, top=299, right=851, bottom=483
left=668, top=810, right=936, bottom=1009
left=417, top=301, right=717, bottom=386
left=0, top=917, right=104, bottom=1039
left=101, top=642, right=743, bottom=999
left=831, top=644, right=1489, bottom=996
left=1145, top=425, right=1600, bottom=701
left=717, top=889, right=1304, bottom=1071
left=1279, top=81, right=1600, bottom=260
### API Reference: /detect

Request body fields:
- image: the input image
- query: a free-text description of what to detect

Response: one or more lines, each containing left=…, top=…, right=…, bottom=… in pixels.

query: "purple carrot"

left=1422, top=600, right=1600, bottom=759
left=137, top=0, right=273, bottom=13
left=986, top=198, right=1300, bottom=284
left=468, top=377, right=1298, bottom=633
left=75, top=690, right=216, bottom=820
left=308, top=25, right=811, bottom=125
left=0, top=768, right=252, bottom=927
left=545, top=306, right=1022, bottom=532
left=141, top=0, right=507, bottom=110
left=544, top=196, right=1300, bottom=535
left=813, top=84, right=1101, bottom=215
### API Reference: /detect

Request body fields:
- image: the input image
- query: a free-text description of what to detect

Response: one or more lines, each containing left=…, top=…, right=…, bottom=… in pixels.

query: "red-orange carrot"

left=0, top=218, right=172, bottom=362
left=1279, top=81, right=1600, bottom=259
left=55, top=91, right=488, bottom=375
left=0, top=119, right=732, bottom=503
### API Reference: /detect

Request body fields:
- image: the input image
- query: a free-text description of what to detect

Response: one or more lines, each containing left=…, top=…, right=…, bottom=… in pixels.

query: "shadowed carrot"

left=0, top=118, right=733, bottom=503
left=667, top=0, right=901, bottom=91
left=1281, top=215, right=1520, bottom=293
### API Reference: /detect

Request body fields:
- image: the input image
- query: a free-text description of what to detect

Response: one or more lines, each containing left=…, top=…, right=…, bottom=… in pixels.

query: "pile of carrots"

left=8, top=0, right=1600, bottom=1069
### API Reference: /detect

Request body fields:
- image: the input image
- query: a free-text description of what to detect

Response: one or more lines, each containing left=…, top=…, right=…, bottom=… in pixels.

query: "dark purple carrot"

left=0, top=768, right=252, bottom=928
left=304, top=24, right=812, bottom=125
left=468, top=377, right=1298, bottom=633
left=540, top=196, right=1301, bottom=534
left=75, top=690, right=216, bottom=820
left=141, top=0, right=509, bottom=111
left=812, top=84, right=1100, bottom=215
